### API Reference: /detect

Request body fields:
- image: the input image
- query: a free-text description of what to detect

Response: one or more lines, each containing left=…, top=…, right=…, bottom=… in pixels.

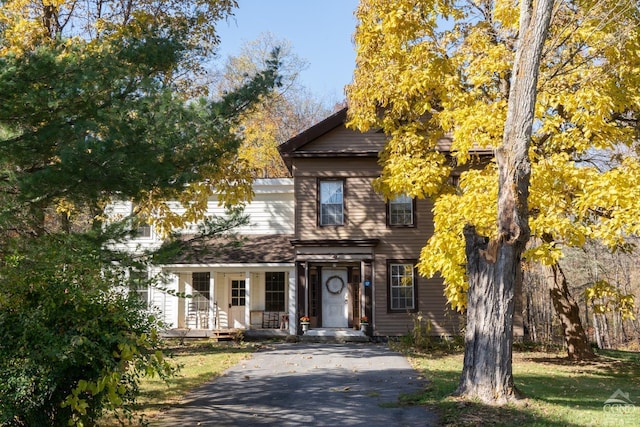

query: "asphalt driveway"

left=154, top=342, right=439, bottom=426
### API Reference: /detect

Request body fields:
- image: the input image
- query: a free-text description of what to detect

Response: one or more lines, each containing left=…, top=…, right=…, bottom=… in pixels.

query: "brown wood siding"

left=373, top=272, right=462, bottom=337
left=293, top=157, right=461, bottom=335
left=372, top=197, right=462, bottom=336
left=293, top=158, right=381, bottom=178
left=294, top=158, right=385, bottom=241
left=295, top=176, right=386, bottom=241
left=301, top=126, right=386, bottom=153
left=286, top=119, right=465, bottom=336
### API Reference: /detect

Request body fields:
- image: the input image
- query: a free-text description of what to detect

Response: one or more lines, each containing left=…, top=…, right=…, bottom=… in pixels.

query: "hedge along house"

left=107, top=178, right=297, bottom=337
left=279, top=107, right=472, bottom=338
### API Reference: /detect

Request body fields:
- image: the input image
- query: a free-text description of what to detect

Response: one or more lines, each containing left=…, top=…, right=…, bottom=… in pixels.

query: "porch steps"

left=210, top=329, right=242, bottom=341
left=161, top=328, right=241, bottom=340
left=301, top=328, right=370, bottom=343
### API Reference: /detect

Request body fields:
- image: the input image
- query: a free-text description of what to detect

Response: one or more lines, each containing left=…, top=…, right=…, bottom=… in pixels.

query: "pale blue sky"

left=216, top=0, right=360, bottom=106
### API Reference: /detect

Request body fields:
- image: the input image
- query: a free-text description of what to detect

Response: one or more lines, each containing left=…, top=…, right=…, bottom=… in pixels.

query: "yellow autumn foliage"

left=347, top=0, right=640, bottom=311
left=586, top=280, right=636, bottom=320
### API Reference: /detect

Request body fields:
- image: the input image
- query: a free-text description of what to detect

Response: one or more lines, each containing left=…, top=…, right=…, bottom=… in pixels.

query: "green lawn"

left=404, top=348, right=640, bottom=427
left=100, top=340, right=256, bottom=426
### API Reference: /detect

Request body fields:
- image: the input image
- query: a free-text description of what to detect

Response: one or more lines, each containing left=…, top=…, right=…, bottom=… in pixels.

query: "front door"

left=229, top=278, right=246, bottom=328
left=322, top=269, right=348, bottom=327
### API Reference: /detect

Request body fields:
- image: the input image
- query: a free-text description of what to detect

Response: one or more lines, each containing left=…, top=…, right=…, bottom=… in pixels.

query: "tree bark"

left=545, top=262, right=596, bottom=360
left=456, top=0, right=554, bottom=404
left=457, top=226, right=522, bottom=403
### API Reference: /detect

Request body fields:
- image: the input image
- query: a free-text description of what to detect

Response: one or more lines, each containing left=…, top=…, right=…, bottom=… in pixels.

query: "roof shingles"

left=170, top=234, right=295, bottom=264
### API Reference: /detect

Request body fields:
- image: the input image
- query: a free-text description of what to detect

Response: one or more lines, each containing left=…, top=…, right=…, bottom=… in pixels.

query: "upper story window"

left=319, top=179, right=344, bottom=226
left=388, top=194, right=415, bottom=227
left=131, top=203, right=152, bottom=239
left=388, top=262, right=417, bottom=312
left=136, top=223, right=152, bottom=238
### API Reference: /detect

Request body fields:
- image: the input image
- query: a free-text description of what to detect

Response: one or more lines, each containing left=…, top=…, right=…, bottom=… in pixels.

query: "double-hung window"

left=129, top=270, right=149, bottom=306
left=265, top=272, right=286, bottom=312
left=319, top=179, right=344, bottom=226
left=388, top=194, right=415, bottom=226
left=389, top=262, right=417, bottom=311
left=136, top=223, right=152, bottom=238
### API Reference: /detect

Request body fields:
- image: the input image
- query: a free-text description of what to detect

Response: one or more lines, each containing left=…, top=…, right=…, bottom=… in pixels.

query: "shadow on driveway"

left=154, top=342, right=439, bottom=426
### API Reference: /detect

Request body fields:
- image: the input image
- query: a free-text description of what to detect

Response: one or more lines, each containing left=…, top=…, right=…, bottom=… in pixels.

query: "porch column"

left=360, top=260, right=366, bottom=325
left=296, top=262, right=306, bottom=334
left=304, top=262, right=309, bottom=316
left=209, top=272, right=215, bottom=329
left=363, top=261, right=373, bottom=328
left=288, top=268, right=296, bottom=335
left=244, top=271, right=251, bottom=329
left=177, top=273, right=186, bottom=328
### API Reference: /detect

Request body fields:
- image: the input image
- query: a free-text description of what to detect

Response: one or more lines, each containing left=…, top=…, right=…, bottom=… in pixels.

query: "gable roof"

left=278, top=107, right=349, bottom=155
left=278, top=106, right=493, bottom=172
left=278, top=107, right=384, bottom=172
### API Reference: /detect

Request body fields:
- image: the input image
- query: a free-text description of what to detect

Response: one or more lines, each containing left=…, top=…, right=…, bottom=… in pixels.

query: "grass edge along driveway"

left=403, top=347, right=640, bottom=427
left=102, top=340, right=639, bottom=427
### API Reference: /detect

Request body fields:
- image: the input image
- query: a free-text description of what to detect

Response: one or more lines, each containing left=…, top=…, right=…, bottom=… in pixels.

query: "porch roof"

left=168, top=234, right=295, bottom=264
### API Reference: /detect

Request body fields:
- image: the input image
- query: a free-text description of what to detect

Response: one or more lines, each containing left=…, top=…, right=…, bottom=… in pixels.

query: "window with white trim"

left=319, top=180, right=344, bottom=226
left=389, top=263, right=416, bottom=311
left=129, top=270, right=149, bottom=305
left=136, top=223, right=152, bottom=238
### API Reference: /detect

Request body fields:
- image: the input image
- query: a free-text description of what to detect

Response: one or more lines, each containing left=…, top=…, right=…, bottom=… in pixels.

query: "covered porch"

left=160, top=266, right=296, bottom=335
left=157, top=234, right=297, bottom=336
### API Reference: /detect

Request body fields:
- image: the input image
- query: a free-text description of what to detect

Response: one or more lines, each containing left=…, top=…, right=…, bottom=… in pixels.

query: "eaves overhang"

left=289, top=238, right=380, bottom=248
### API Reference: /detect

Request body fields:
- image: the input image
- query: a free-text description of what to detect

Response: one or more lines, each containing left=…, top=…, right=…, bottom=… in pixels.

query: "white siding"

left=151, top=270, right=179, bottom=328
left=105, top=179, right=295, bottom=331
left=107, top=178, right=293, bottom=241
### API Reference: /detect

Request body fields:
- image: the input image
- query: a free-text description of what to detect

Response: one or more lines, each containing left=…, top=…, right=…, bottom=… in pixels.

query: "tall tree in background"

left=0, top=0, right=284, bottom=236
left=347, top=0, right=639, bottom=403
left=0, top=1, right=281, bottom=424
left=213, top=32, right=333, bottom=177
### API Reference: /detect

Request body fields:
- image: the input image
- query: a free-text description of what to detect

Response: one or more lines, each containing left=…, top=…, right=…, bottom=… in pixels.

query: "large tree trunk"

left=546, top=262, right=596, bottom=360
left=456, top=0, right=554, bottom=404
left=458, top=226, right=523, bottom=403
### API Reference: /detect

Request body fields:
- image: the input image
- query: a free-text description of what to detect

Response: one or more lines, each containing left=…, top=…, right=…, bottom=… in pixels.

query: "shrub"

left=0, top=233, right=174, bottom=426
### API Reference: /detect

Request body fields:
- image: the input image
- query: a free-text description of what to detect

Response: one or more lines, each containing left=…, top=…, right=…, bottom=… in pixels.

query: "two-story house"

left=279, top=107, right=461, bottom=337
left=114, top=107, right=475, bottom=339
